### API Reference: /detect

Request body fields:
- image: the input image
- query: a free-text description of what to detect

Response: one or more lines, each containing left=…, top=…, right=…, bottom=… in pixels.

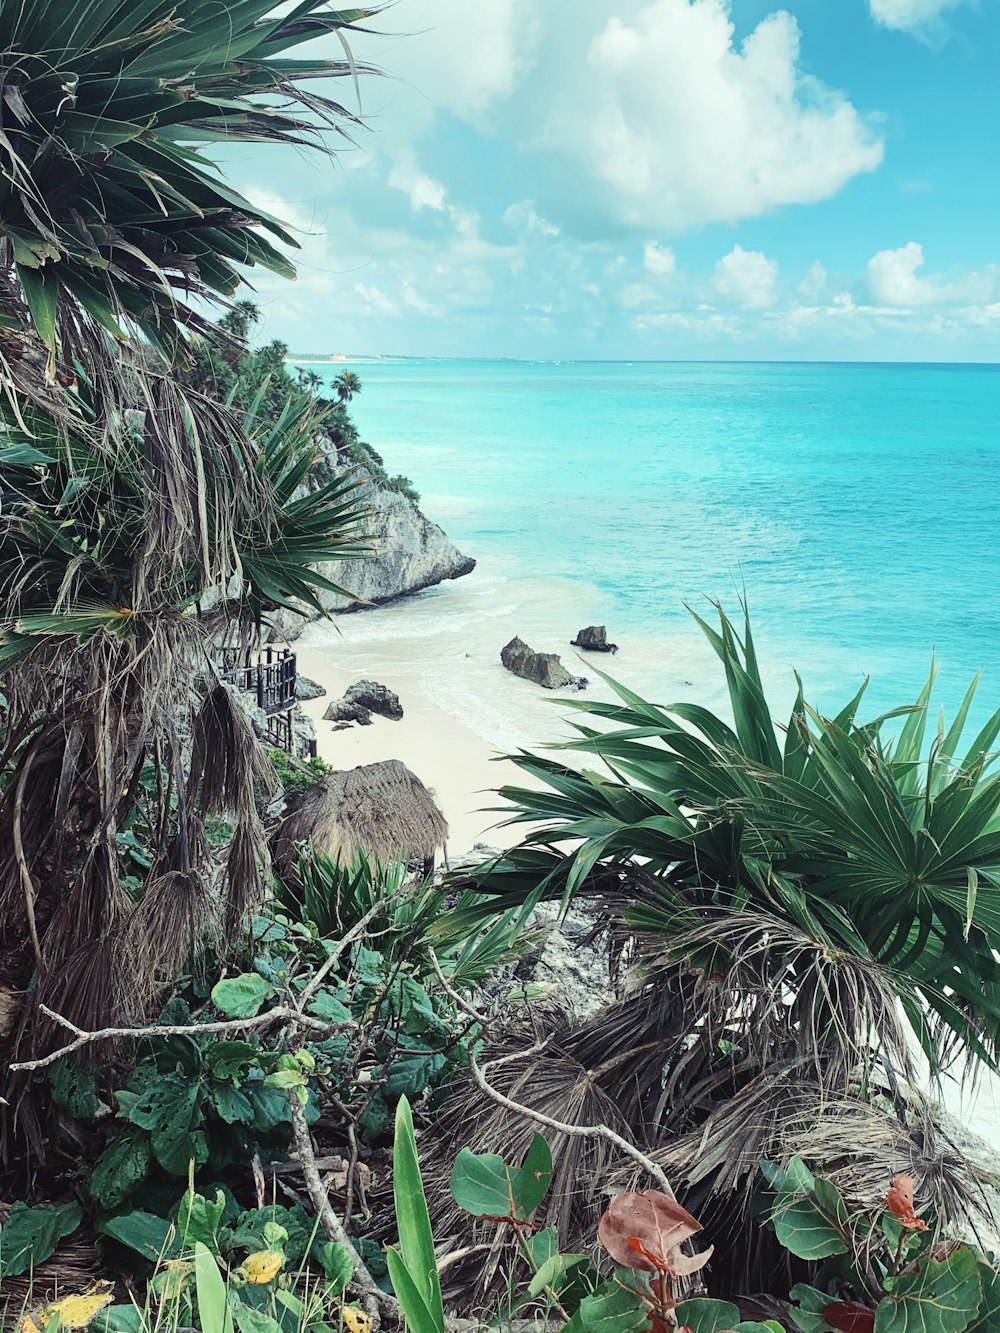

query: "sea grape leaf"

left=968, top=1260, right=1000, bottom=1333
left=89, top=1132, right=151, bottom=1209
left=0, top=1201, right=82, bottom=1277
left=566, top=1275, right=651, bottom=1333
left=874, top=1247, right=982, bottom=1333
left=772, top=1159, right=849, bottom=1260
left=450, top=1133, right=552, bottom=1219
left=528, top=1252, right=589, bottom=1298
left=675, top=1299, right=743, bottom=1333
left=789, top=1283, right=839, bottom=1333
left=211, top=973, right=273, bottom=1018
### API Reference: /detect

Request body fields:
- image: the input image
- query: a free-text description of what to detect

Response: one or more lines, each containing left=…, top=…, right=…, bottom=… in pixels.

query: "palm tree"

left=438, top=607, right=1000, bottom=1294
left=0, top=0, right=379, bottom=1143
left=0, top=0, right=376, bottom=385
left=335, top=370, right=363, bottom=404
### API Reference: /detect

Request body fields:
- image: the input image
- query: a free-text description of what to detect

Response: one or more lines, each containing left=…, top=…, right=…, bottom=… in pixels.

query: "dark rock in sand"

left=343, top=679, right=404, bottom=721
left=322, top=679, right=402, bottom=726
left=295, top=674, right=326, bottom=701
left=571, top=625, right=619, bottom=654
left=501, top=636, right=586, bottom=690
left=323, top=699, right=373, bottom=726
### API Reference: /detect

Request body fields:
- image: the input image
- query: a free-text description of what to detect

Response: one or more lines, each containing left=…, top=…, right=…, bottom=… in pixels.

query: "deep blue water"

left=302, top=358, right=1000, bottom=729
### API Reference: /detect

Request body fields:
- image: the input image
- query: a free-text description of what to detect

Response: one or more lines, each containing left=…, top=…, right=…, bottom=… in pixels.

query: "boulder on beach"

left=295, top=674, right=326, bottom=701
left=322, top=679, right=403, bottom=726
left=500, top=636, right=587, bottom=690
left=571, top=625, right=619, bottom=654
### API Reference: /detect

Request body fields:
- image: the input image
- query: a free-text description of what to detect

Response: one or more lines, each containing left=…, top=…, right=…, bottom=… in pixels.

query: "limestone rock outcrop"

left=500, top=637, right=586, bottom=690
left=571, top=625, right=618, bottom=654
left=269, top=449, right=474, bottom=640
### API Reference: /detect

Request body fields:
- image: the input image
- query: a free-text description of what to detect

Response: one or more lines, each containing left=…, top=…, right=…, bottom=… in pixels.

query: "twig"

left=299, top=899, right=388, bottom=1006
left=10, top=1003, right=353, bottom=1072
left=289, top=1097, right=400, bottom=1331
left=428, top=949, right=678, bottom=1200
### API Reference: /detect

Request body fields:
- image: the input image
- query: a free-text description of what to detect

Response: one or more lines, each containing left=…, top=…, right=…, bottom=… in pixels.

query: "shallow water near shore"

left=296, top=356, right=1000, bottom=1151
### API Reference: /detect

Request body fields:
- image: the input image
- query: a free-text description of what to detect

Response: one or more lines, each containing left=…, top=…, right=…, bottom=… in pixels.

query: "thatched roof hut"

left=273, top=758, right=448, bottom=874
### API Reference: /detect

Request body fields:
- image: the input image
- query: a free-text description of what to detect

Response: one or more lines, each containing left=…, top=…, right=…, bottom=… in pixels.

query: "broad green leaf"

left=89, top=1132, right=151, bottom=1209
left=99, top=1211, right=179, bottom=1264
left=675, top=1299, right=743, bottom=1333
left=449, top=1133, right=552, bottom=1220
left=211, top=973, right=274, bottom=1017
left=875, top=1247, right=982, bottom=1333
left=319, top=1241, right=354, bottom=1295
left=772, top=1159, right=849, bottom=1260
left=0, top=1201, right=82, bottom=1277
left=178, top=1188, right=226, bottom=1255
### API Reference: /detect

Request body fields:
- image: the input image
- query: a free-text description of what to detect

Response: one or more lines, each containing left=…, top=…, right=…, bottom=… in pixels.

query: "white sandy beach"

left=293, top=644, right=535, bottom=859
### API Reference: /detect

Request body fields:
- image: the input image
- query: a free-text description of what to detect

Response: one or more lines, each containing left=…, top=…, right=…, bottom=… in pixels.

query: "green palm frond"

left=466, top=604, right=1000, bottom=1073
left=0, top=0, right=377, bottom=369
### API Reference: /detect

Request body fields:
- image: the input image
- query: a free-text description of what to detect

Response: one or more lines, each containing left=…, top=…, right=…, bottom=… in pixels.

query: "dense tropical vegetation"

left=1, top=1, right=999, bottom=1330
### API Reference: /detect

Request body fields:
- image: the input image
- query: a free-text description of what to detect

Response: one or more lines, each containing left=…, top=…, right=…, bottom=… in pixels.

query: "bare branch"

left=10, top=1003, right=353, bottom=1072
left=289, top=1096, right=400, bottom=1331
left=428, top=948, right=677, bottom=1200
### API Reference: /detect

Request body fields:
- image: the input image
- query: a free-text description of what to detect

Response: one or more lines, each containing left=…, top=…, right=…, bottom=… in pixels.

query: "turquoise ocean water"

left=292, top=357, right=1000, bottom=1142
left=304, top=358, right=1000, bottom=732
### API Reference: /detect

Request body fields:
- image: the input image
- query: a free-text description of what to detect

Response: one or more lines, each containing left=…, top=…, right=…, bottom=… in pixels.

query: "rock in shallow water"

left=572, top=624, right=619, bottom=654
left=500, top=636, right=587, bottom=690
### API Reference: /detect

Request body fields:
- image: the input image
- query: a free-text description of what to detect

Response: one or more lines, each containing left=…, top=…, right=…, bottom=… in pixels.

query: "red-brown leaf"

left=886, top=1175, right=927, bottom=1231
left=822, top=1301, right=876, bottom=1333
left=598, top=1191, right=711, bottom=1276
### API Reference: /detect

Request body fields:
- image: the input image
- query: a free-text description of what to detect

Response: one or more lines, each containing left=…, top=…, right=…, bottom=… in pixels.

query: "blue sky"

left=231, top=0, right=1000, bottom=360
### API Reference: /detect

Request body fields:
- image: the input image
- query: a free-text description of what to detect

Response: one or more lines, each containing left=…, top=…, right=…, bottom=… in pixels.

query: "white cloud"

left=351, top=0, right=538, bottom=126
left=504, top=200, right=560, bottom=236
left=867, top=242, right=943, bottom=306
left=353, top=282, right=398, bottom=315
left=714, top=244, right=779, bottom=308
left=387, top=151, right=447, bottom=212
left=644, top=241, right=676, bottom=275
left=619, top=283, right=657, bottom=309
left=538, top=0, right=883, bottom=231
left=868, top=0, right=969, bottom=33
left=799, top=260, right=828, bottom=300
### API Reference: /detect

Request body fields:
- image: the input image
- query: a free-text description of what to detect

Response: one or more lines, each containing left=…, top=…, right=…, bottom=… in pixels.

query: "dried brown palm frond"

left=422, top=899, right=993, bottom=1307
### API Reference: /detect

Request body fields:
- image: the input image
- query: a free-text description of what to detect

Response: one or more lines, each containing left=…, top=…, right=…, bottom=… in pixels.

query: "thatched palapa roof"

left=274, top=759, right=448, bottom=872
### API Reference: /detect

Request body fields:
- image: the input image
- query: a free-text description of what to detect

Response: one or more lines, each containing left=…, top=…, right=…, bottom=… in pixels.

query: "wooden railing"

left=219, top=647, right=315, bottom=757
left=220, top=646, right=297, bottom=715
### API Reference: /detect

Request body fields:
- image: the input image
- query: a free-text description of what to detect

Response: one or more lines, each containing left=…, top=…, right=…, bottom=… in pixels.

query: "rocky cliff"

left=270, top=449, right=475, bottom=641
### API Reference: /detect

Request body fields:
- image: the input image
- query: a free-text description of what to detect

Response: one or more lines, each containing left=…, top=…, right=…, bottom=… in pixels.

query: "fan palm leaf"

left=0, top=0, right=377, bottom=373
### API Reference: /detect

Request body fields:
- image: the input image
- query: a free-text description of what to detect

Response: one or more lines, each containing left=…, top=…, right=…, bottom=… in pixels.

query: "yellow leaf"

left=341, top=1307, right=373, bottom=1333
left=18, top=1318, right=43, bottom=1333
left=31, top=1281, right=114, bottom=1329
left=242, top=1249, right=284, bottom=1284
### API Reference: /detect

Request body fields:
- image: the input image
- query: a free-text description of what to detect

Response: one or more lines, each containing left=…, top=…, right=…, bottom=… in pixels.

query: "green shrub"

left=267, top=749, right=334, bottom=800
